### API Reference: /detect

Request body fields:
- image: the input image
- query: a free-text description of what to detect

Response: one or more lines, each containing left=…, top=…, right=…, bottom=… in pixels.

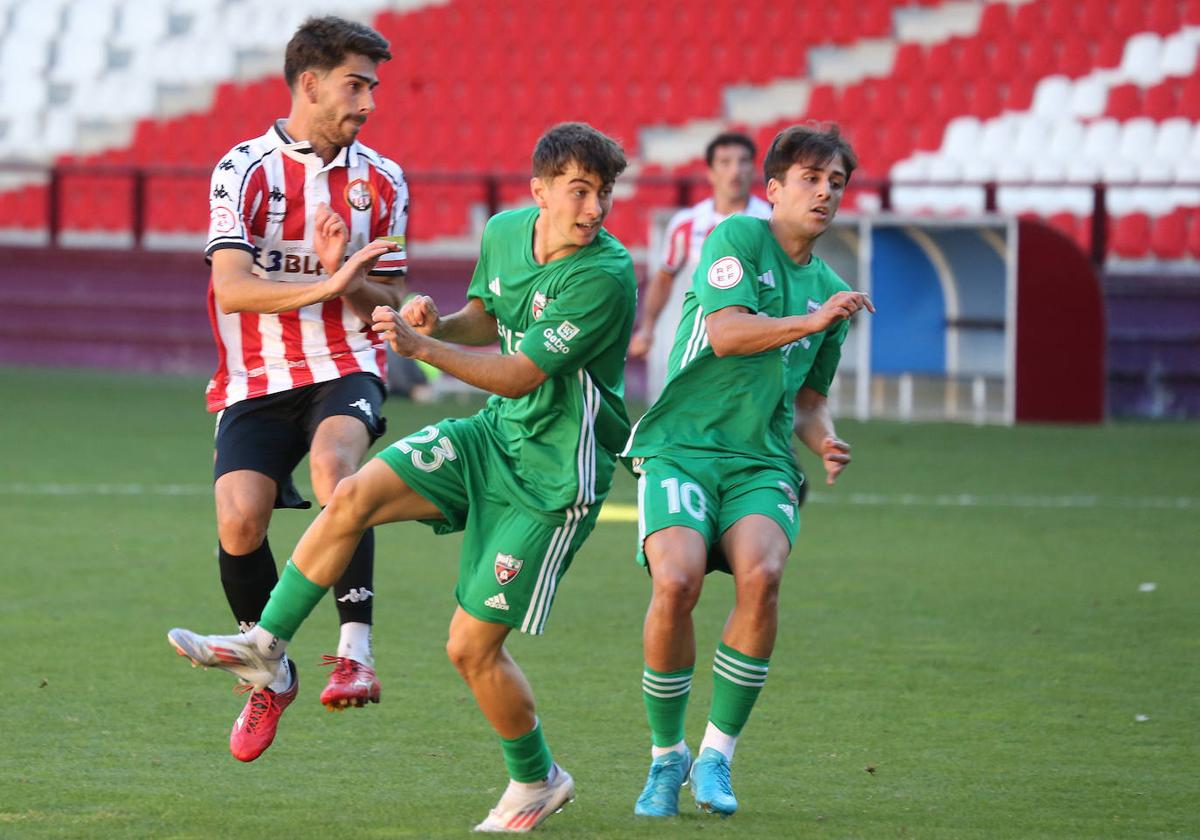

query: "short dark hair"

left=705, top=132, right=756, bottom=167
left=532, top=122, right=628, bottom=186
left=284, top=16, right=391, bottom=88
left=763, top=123, right=858, bottom=186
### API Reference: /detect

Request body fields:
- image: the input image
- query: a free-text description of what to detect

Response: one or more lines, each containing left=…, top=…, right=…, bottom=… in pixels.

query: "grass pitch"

left=1, top=367, right=1197, bottom=839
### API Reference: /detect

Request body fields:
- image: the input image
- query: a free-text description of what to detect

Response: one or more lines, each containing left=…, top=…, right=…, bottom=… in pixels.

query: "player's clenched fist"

left=371, top=305, right=423, bottom=357
left=399, top=294, right=440, bottom=335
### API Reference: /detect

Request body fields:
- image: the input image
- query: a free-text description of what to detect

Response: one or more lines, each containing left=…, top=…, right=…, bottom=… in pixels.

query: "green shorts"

left=376, top=415, right=600, bottom=635
left=634, top=454, right=803, bottom=574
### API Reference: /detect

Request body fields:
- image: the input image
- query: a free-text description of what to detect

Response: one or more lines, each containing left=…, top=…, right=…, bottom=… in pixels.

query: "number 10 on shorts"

left=661, top=477, right=706, bottom=521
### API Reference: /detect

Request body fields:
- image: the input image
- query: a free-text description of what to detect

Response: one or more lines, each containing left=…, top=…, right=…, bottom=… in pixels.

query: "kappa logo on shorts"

left=489, top=276, right=502, bottom=296
left=484, top=593, right=510, bottom=611
left=349, top=398, right=373, bottom=419
left=494, top=553, right=524, bottom=585
left=777, top=503, right=795, bottom=523
left=707, top=256, right=744, bottom=289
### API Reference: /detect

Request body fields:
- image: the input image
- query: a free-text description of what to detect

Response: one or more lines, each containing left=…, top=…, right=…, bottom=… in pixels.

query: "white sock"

left=508, top=763, right=556, bottom=792
left=652, top=739, right=688, bottom=760
left=266, top=655, right=293, bottom=693
left=246, top=624, right=287, bottom=659
left=336, top=621, right=374, bottom=666
left=699, top=721, right=738, bottom=762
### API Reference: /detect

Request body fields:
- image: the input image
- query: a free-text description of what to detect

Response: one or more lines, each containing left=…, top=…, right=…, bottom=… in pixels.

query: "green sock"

left=257, top=560, right=328, bottom=641
left=709, top=642, right=770, bottom=737
left=642, top=664, right=693, bottom=747
left=500, top=719, right=553, bottom=783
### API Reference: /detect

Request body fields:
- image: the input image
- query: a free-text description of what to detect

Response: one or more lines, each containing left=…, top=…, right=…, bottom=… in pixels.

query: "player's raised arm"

left=371, top=304, right=546, bottom=398
left=704, top=290, right=872, bottom=358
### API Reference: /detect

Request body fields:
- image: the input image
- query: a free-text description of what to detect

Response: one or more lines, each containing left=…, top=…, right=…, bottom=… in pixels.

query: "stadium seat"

left=1150, top=208, right=1188, bottom=259
left=1110, top=213, right=1152, bottom=258
left=1106, top=84, right=1144, bottom=120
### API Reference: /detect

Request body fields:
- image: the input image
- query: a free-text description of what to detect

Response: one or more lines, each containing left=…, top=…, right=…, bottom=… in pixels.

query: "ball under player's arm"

left=372, top=300, right=548, bottom=399
left=210, top=241, right=399, bottom=315
left=628, top=268, right=676, bottom=358
left=794, top=385, right=852, bottom=485
left=705, top=290, right=875, bottom=357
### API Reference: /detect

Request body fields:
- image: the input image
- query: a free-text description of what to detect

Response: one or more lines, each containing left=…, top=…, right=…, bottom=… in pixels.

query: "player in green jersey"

left=168, top=122, right=636, bottom=833
left=623, top=124, right=874, bottom=818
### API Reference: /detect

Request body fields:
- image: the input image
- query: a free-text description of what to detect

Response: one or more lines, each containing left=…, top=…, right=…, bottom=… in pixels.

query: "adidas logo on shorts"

left=484, top=593, right=510, bottom=611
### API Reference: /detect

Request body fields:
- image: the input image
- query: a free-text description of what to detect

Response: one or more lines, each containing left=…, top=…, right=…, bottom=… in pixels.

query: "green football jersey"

left=466, top=206, right=638, bottom=513
left=624, top=214, right=850, bottom=473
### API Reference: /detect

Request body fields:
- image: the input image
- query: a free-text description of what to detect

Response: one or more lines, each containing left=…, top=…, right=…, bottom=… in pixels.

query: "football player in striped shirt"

left=623, top=125, right=874, bottom=817
left=170, top=123, right=637, bottom=832
left=197, top=16, right=407, bottom=762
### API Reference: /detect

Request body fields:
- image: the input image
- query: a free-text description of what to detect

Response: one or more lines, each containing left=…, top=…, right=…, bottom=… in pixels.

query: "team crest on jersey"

left=211, top=206, right=237, bottom=233
left=532, top=291, right=553, bottom=320
left=807, top=298, right=821, bottom=313
left=344, top=178, right=376, bottom=212
left=494, top=553, right=523, bottom=585
left=708, top=256, right=743, bottom=289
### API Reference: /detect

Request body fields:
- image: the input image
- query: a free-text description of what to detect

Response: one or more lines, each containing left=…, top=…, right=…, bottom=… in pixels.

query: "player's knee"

left=651, top=565, right=703, bottom=614
left=445, top=632, right=482, bottom=676
left=216, top=509, right=269, bottom=554
left=324, top=473, right=375, bottom=529
left=309, top=452, right=357, bottom=505
left=738, top=556, right=786, bottom=602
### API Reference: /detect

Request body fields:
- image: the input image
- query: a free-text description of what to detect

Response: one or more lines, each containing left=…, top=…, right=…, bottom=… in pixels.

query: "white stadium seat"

left=1081, top=119, right=1121, bottom=163
left=1068, top=76, right=1108, bottom=119
left=939, top=116, right=981, bottom=163
left=1030, top=75, right=1072, bottom=119
left=1117, top=118, right=1159, bottom=163
left=1158, top=30, right=1200, bottom=78
left=1117, top=33, right=1164, bottom=86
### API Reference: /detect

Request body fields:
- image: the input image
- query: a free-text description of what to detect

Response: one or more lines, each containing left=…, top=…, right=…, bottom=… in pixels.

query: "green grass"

left=1, top=367, right=1197, bottom=839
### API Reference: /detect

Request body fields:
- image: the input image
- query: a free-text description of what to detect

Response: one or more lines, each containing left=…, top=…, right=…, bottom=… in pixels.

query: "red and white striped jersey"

left=658, top=195, right=773, bottom=279
left=204, top=120, right=409, bottom=412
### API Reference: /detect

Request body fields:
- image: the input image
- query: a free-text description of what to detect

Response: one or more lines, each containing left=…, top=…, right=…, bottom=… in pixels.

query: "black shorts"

left=214, top=373, right=388, bottom=509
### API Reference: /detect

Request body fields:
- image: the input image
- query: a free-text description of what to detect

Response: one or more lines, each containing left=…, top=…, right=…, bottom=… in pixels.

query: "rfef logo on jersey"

left=211, top=206, right=237, bottom=234
left=708, top=256, right=744, bottom=289
left=344, top=178, right=376, bottom=211
left=494, top=553, right=523, bottom=585
left=532, top=290, right=554, bottom=319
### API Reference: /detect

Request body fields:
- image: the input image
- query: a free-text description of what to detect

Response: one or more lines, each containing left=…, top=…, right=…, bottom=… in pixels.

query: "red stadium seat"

left=1046, top=212, right=1079, bottom=245
left=1187, top=0, right=1200, bottom=26
left=1106, top=84, right=1144, bottom=120
left=1146, top=0, right=1182, bottom=34
left=1143, top=83, right=1179, bottom=121
left=1110, top=213, right=1152, bottom=259
left=1011, top=1, right=1042, bottom=38
left=1023, top=36, right=1058, bottom=80
left=1111, top=0, right=1144, bottom=36
left=965, top=80, right=1003, bottom=118
left=988, top=39, right=1021, bottom=81
left=1150, top=209, right=1187, bottom=259
left=892, top=43, right=924, bottom=82
left=1187, top=210, right=1200, bottom=258
left=976, top=2, right=1011, bottom=38
left=1094, top=33, right=1125, bottom=69
left=1179, top=77, right=1200, bottom=119
left=1058, top=36, right=1093, bottom=78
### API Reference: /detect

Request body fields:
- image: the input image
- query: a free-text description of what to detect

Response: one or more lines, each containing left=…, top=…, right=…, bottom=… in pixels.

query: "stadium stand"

left=0, top=0, right=1197, bottom=416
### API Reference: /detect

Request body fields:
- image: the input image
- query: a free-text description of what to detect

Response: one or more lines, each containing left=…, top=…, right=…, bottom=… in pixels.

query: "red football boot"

left=229, top=659, right=298, bottom=762
left=319, top=655, right=381, bottom=710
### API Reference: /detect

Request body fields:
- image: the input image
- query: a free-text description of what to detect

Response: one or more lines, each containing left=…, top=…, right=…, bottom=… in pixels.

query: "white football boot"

left=167, top=627, right=285, bottom=690
left=473, top=763, right=575, bottom=833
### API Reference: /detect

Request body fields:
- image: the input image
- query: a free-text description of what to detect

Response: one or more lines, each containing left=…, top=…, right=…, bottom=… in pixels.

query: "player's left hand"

left=372, top=305, right=424, bottom=358
left=313, top=202, right=349, bottom=275
left=820, top=435, right=852, bottom=485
